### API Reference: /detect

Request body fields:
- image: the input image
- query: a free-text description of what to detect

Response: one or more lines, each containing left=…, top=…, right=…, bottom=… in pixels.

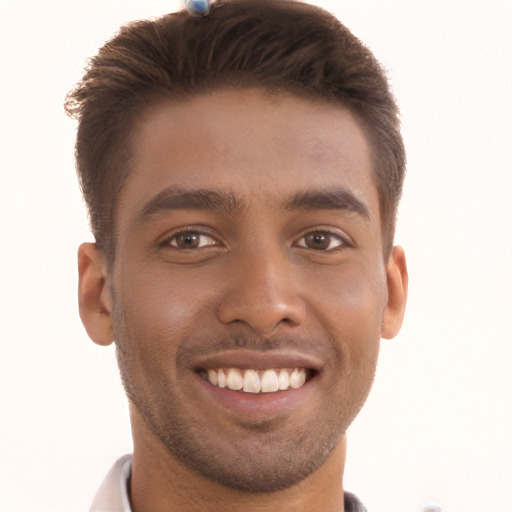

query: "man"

left=65, top=0, right=408, bottom=510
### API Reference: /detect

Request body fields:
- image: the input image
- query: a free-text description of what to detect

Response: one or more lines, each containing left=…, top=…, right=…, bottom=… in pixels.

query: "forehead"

left=119, top=88, right=378, bottom=226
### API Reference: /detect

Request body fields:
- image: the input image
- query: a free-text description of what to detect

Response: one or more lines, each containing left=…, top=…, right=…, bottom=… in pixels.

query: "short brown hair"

left=65, top=0, right=405, bottom=262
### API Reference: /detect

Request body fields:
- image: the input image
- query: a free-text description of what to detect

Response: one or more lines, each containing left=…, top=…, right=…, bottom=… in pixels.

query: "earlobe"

left=381, top=245, right=408, bottom=340
left=77, top=242, right=115, bottom=346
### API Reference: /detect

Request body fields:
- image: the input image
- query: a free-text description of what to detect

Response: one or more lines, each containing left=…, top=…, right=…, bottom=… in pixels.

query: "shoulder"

left=89, top=454, right=133, bottom=512
left=345, top=491, right=368, bottom=512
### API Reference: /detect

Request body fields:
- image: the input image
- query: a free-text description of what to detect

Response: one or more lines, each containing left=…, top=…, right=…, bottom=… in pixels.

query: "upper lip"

left=193, top=349, right=324, bottom=372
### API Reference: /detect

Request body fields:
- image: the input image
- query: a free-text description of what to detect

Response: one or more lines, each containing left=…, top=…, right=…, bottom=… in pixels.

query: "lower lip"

left=195, top=373, right=317, bottom=419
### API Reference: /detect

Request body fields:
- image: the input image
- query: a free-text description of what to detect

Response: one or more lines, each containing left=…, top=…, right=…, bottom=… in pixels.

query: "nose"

left=217, top=249, right=306, bottom=335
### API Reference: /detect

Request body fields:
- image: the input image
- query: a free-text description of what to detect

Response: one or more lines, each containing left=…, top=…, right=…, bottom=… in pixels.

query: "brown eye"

left=296, top=231, right=345, bottom=251
left=168, top=231, right=217, bottom=250
left=305, top=232, right=330, bottom=250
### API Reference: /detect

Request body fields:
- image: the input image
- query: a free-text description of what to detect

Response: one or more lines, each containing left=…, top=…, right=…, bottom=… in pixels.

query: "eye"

left=164, top=230, right=219, bottom=250
left=295, top=230, right=347, bottom=251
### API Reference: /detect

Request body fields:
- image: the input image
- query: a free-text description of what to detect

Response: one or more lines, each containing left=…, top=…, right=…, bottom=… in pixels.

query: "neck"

left=129, top=409, right=347, bottom=512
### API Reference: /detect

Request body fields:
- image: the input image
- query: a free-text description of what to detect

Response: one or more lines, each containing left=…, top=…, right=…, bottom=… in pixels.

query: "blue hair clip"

left=185, top=0, right=211, bottom=17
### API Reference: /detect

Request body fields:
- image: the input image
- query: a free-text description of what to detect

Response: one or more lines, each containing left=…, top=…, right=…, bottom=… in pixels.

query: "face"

left=81, top=89, right=407, bottom=493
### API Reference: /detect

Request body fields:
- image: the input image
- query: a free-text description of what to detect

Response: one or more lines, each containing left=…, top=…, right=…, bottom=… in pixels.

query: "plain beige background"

left=0, top=1, right=511, bottom=511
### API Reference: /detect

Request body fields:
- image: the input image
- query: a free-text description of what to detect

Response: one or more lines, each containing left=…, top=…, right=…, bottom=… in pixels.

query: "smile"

left=199, top=367, right=310, bottom=393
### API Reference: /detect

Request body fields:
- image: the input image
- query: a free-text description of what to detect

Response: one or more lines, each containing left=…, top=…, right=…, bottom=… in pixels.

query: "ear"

left=381, top=245, right=408, bottom=340
left=77, top=242, right=115, bottom=346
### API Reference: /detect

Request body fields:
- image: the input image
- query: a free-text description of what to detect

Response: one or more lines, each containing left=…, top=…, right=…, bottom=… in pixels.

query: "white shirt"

left=89, top=454, right=133, bottom=512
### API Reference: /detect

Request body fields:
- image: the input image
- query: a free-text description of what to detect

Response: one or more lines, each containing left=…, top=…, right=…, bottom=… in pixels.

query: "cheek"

left=113, top=265, right=222, bottom=362
left=312, top=260, right=386, bottom=309
left=119, top=262, right=203, bottom=320
left=113, top=270, right=194, bottom=374
left=306, top=263, right=387, bottom=351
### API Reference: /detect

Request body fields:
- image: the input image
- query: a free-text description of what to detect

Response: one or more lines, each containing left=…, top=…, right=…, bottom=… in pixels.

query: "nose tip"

left=217, top=266, right=306, bottom=334
left=218, top=297, right=306, bottom=334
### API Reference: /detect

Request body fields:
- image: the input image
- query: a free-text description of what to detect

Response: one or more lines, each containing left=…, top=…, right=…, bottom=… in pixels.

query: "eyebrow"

left=139, top=188, right=245, bottom=221
left=284, top=189, right=370, bottom=220
left=137, top=186, right=370, bottom=223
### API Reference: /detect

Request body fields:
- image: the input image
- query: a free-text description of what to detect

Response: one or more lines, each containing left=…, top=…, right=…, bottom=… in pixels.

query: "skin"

left=78, top=88, right=408, bottom=512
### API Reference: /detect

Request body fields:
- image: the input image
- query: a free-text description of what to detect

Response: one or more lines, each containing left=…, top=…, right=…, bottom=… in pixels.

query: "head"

left=69, top=0, right=408, bottom=498
left=65, top=0, right=405, bottom=267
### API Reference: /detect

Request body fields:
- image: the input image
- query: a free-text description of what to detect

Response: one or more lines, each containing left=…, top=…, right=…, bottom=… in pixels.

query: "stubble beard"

left=113, top=309, right=378, bottom=493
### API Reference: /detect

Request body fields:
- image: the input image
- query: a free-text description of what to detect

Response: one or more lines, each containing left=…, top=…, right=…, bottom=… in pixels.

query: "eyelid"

left=294, top=227, right=353, bottom=250
left=159, top=227, right=221, bottom=249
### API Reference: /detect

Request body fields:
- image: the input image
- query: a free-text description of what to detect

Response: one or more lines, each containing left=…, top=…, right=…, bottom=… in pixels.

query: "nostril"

left=217, top=282, right=307, bottom=333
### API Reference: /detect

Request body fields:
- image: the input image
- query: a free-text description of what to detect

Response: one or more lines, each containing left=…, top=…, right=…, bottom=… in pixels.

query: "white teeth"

left=243, top=369, right=260, bottom=393
left=289, top=368, right=306, bottom=389
left=207, top=369, right=218, bottom=386
left=205, top=367, right=308, bottom=393
left=278, top=369, right=290, bottom=390
left=226, top=368, right=243, bottom=391
left=260, top=369, right=279, bottom=392
left=217, top=369, right=226, bottom=388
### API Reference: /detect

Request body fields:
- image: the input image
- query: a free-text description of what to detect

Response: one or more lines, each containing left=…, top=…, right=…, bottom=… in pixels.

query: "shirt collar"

left=89, top=454, right=132, bottom=512
left=90, top=454, right=367, bottom=512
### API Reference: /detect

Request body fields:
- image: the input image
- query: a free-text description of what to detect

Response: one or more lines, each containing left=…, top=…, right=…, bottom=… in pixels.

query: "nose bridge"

left=217, top=244, right=306, bottom=333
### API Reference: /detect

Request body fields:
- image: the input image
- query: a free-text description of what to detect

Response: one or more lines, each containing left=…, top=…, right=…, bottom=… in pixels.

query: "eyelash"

left=294, top=229, right=350, bottom=251
left=159, top=228, right=351, bottom=252
left=160, top=229, right=219, bottom=250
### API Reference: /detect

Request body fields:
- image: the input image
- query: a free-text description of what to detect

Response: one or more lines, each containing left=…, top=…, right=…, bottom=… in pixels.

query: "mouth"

left=197, top=367, right=316, bottom=394
left=190, top=351, right=323, bottom=419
